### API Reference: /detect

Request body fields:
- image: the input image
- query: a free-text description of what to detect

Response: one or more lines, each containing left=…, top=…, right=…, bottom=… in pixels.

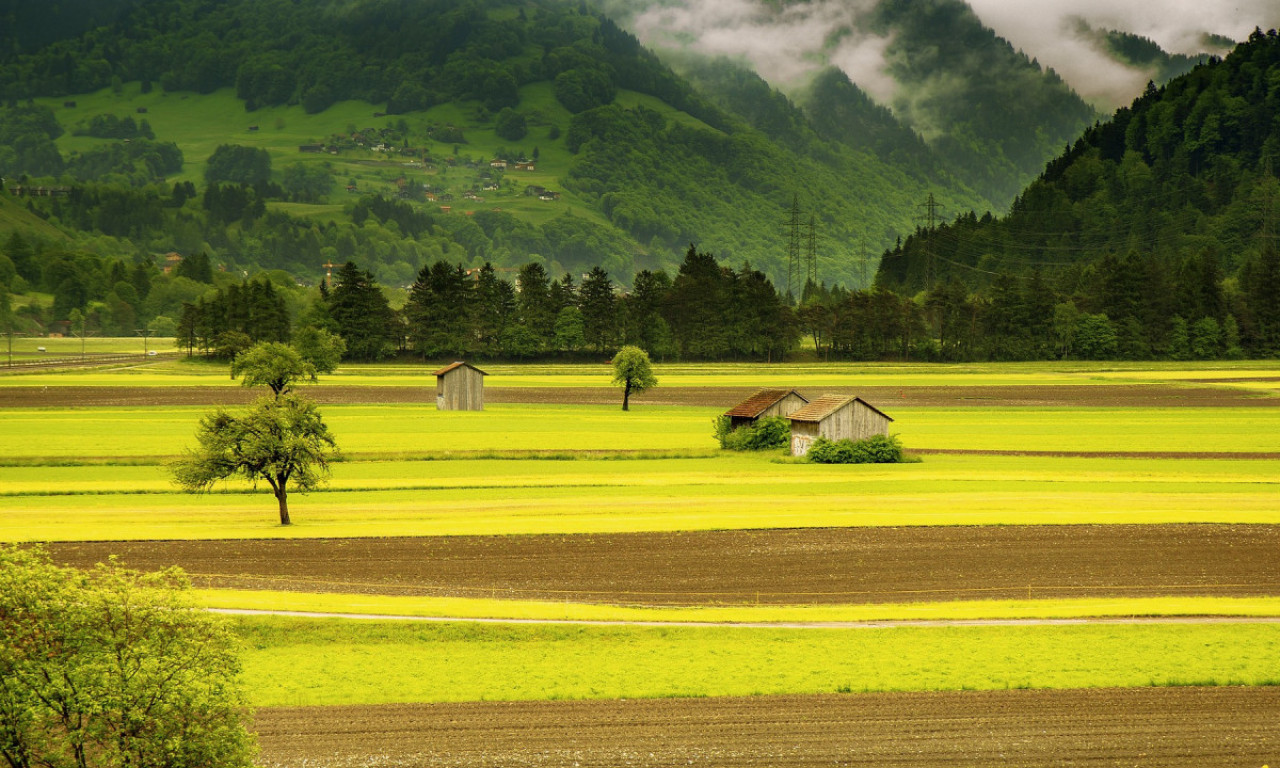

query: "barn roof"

left=433, top=361, right=488, bottom=377
left=724, top=389, right=808, bottom=419
left=788, top=395, right=893, bottom=423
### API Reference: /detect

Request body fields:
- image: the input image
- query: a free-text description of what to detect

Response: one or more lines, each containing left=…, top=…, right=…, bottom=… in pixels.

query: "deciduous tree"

left=611, top=345, right=657, bottom=411
left=231, top=341, right=314, bottom=396
left=171, top=393, right=338, bottom=525
left=0, top=545, right=256, bottom=768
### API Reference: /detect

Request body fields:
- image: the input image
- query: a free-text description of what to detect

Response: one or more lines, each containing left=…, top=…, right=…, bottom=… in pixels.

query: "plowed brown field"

left=3, top=383, right=1277, bottom=408
left=253, top=687, right=1280, bottom=767
left=47, top=524, right=1280, bottom=605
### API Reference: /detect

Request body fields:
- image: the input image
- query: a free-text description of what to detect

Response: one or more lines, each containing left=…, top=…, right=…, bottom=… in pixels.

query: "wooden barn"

left=434, top=361, right=487, bottom=411
left=723, top=389, right=809, bottom=430
left=788, top=395, right=893, bottom=457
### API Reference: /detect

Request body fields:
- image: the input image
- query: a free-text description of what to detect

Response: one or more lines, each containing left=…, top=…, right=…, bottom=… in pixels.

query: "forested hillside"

left=0, top=0, right=986, bottom=297
left=871, top=29, right=1280, bottom=360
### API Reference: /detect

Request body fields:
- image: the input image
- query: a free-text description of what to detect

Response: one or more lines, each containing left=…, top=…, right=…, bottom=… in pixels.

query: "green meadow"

left=235, top=617, right=1280, bottom=706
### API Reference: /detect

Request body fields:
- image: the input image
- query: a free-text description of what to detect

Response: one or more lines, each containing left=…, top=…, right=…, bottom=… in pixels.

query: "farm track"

left=2, top=382, right=1279, bottom=408
left=252, top=687, right=1280, bottom=768
left=46, top=524, right=1280, bottom=605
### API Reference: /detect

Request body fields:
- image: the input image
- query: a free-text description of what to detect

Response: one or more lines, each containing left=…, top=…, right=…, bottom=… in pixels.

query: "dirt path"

left=253, top=687, right=1280, bottom=767
left=3, top=383, right=1278, bottom=408
left=47, top=524, right=1280, bottom=606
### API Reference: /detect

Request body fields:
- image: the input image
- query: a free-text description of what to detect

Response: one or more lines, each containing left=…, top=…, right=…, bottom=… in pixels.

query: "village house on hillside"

left=434, top=361, right=487, bottom=411
left=723, top=389, right=809, bottom=430
left=788, top=395, right=893, bottom=457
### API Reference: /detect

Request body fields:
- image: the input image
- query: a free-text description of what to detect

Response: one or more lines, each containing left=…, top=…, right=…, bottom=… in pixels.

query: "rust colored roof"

left=724, top=389, right=808, bottom=419
left=789, top=395, right=893, bottom=423
left=433, top=361, right=488, bottom=377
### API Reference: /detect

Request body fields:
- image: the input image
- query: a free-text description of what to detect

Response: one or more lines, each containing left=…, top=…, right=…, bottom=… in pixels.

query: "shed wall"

left=818, top=401, right=890, bottom=442
left=790, top=401, right=890, bottom=456
left=437, top=367, right=485, bottom=410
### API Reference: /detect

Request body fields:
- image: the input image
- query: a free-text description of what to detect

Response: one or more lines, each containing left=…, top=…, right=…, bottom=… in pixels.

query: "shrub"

left=807, top=434, right=904, bottom=464
left=714, top=415, right=790, bottom=451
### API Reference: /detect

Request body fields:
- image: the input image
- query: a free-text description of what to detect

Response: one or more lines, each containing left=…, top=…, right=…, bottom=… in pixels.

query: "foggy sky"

left=622, top=0, right=1280, bottom=110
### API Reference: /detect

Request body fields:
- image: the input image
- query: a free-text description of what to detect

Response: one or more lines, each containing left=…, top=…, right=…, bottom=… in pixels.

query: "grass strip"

left=232, top=616, right=1280, bottom=706
left=196, top=589, right=1280, bottom=624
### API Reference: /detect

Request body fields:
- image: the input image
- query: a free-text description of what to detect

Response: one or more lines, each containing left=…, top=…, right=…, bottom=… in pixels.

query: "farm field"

left=252, top=688, right=1280, bottom=768
left=44, top=525, right=1280, bottom=606
left=6, top=358, right=1280, bottom=765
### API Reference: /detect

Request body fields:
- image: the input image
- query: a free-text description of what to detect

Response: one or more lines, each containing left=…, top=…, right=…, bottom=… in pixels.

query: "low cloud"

left=613, top=0, right=1280, bottom=111
left=965, top=0, right=1280, bottom=106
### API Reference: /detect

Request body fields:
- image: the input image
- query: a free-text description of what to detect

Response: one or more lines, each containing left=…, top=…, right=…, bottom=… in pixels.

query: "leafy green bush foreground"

left=807, top=434, right=905, bottom=464
left=714, top=415, right=790, bottom=451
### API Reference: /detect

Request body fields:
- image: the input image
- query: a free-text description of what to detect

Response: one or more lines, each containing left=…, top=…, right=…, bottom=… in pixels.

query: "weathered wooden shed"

left=788, top=395, right=893, bottom=457
left=723, top=389, right=810, bottom=430
left=434, top=361, right=487, bottom=411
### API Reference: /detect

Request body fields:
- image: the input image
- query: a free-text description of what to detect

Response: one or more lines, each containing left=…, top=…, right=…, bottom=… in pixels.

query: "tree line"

left=302, top=244, right=796, bottom=362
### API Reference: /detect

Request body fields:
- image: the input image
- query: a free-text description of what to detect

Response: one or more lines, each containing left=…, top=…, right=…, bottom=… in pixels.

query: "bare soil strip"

left=3, top=383, right=1277, bottom=408
left=46, top=525, right=1280, bottom=606
left=252, top=687, right=1280, bottom=768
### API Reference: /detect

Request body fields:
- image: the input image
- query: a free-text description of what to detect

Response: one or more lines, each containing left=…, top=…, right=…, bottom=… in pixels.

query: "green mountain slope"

left=0, top=0, right=987, bottom=290
left=878, top=28, right=1280, bottom=356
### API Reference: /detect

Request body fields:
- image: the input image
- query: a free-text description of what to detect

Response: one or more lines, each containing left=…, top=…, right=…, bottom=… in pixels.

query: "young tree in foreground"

left=0, top=545, right=256, bottom=768
left=170, top=393, right=338, bottom=525
left=611, top=345, right=657, bottom=411
left=231, top=341, right=314, bottom=396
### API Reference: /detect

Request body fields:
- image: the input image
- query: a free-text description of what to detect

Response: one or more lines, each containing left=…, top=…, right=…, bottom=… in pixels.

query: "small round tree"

left=231, top=341, right=314, bottom=396
left=611, top=345, right=657, bottom=411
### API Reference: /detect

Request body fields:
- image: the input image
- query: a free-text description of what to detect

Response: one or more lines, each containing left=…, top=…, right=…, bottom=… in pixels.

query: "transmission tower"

left=917, top=192, right=942, bottom=291
left=859, top=233, right=868, bottom=290
left=784, top=194, right=804, bottom=300
left=805, top=214, right=818, bottom=291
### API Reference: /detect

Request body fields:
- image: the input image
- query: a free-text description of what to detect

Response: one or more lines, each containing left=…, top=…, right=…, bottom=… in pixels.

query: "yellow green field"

left=5, top=359, right=1279, bottom=707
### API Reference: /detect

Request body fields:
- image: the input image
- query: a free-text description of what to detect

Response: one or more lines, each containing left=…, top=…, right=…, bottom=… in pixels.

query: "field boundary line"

left=189, top=573, right=1280, bottom=600
left=209, top=608, right=1280, bottom=629
left=914, top=448, right=1280, bottom=459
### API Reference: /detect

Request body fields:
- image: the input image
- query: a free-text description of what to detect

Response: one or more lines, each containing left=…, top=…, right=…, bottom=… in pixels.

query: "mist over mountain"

left=609, top=0, right=1273, bottom=110
left=609, top=0, right=1102, bottom=206
left=966, top=0, right=1276, bottom=107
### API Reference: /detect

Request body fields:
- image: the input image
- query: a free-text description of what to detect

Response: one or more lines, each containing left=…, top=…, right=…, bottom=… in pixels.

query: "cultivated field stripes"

left=3, top=383, right=1280, bottom=409
left=181, top=572, right=1280, bottom=601
left=252, top=688, right=1280, bottom=768
left=46, top=526, right=1280, bottom=608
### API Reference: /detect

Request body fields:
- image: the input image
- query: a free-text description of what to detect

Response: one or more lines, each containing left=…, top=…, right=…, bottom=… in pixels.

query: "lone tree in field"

left=611, top=345, right=657, bottom=411
left=231, top=341, right=315, bottom=396
left=0, top=545, right=256, bottom=768
left=171, top=393, right=338, bottom=525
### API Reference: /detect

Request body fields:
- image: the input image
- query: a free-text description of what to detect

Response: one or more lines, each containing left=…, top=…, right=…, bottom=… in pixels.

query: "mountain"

left=0, top=0, right=990, bottom=294
left=877, top=28, right=1280, bottom=357
left=606, top=0, right=1104, bottom=208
